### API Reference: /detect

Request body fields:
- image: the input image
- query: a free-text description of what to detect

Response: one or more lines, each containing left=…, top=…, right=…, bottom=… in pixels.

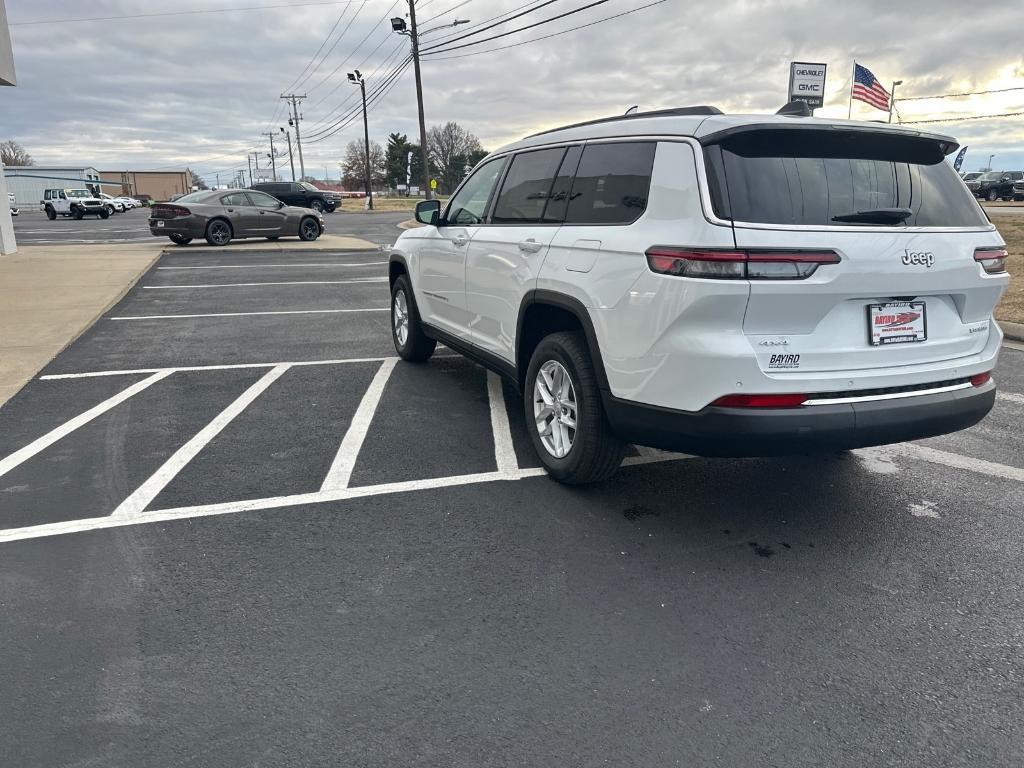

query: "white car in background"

left=98, top=193, right=126, bottom=214
left=117, top=196, right=138, bottom=209
left=390, top=106, right=1008, bottom=483
left=7, top=191, right=18, bottom=216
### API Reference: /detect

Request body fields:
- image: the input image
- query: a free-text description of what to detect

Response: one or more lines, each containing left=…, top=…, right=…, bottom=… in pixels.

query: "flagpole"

left=848, top=60, right=856, bottom=119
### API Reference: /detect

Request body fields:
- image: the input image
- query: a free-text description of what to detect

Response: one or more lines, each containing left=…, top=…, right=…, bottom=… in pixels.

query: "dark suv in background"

left=251, top=181, right=341, bottom=212
left=966, top=170, right=1024, bottom=201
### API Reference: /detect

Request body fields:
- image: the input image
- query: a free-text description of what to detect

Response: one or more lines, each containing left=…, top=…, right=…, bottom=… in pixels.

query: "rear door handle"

left=518, top=239, right=543, bottom=254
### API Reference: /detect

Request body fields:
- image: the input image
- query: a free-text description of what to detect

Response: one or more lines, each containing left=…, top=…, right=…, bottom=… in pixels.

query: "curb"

left=998, top=320, right=1024, bottom=343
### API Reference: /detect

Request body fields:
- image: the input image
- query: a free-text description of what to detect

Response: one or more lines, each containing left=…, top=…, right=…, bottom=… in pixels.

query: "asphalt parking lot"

left=11, top=206, right=409, bottom=246
left=2, top=241, right=1024, bottom=766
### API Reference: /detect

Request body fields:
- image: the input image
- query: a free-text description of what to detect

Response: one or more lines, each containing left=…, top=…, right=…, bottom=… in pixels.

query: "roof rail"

left=527, top=105, right=724, bottom=138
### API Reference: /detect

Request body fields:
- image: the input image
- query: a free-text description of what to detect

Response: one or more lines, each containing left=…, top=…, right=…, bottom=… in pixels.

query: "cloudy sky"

left=3, top=0, right=1024, bottom=185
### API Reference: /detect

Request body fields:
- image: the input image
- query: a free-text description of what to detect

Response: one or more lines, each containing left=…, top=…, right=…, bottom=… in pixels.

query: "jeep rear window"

left=703, top=129, right=988, bottom=228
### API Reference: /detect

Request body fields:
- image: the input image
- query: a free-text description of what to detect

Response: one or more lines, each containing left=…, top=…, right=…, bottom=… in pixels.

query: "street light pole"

left=988, top=154, right=995, bottom=171
left=280, top=127, right=296, bottom=181
left=280, top=93, right=307, bottom=180
left=349, top=70, right=374, bottom=210
left=887, top=79, right=903, bottom=124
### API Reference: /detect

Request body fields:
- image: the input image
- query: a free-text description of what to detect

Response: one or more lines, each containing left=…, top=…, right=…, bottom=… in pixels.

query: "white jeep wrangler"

left=43, top=188, right=110, bottom=220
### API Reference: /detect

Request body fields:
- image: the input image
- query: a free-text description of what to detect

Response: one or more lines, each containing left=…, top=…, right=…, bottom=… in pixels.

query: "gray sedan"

left=149, top=189, right=325, bottom=246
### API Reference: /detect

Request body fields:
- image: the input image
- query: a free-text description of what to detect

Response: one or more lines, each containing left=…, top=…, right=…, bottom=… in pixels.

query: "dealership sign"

left=788, top=62, right=827, bottom=109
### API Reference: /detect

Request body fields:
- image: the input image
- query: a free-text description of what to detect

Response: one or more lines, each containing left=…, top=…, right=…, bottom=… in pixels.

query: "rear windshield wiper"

left=831, top=207, right=913, bottom=225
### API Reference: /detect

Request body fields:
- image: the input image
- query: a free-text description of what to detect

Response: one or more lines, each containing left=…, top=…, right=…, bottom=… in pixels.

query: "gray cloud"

left=3, top=0, right=1023, bottom=183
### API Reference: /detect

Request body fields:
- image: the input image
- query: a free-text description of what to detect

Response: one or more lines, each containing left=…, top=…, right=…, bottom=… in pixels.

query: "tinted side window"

left=221, top=193, right=249, bottom=206
left=492, top=148, right=564, bottom=223
left=565, top=142, right=656, bottom=225
left=541, top=146, right=582, bottom=223
left=445, top=158, right=506, bottom=226
left=290, top=183, right=304, bottom=193
left=247, top=191, right=281, bottom=208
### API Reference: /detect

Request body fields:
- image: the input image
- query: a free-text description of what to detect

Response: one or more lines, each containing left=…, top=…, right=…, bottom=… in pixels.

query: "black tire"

left=72, top=207, right=83, bottom=220
left=298, top=216, right=320, bottom=241
left=105, top=205, right=114, bottom=215
left=987, top=189, right=999, bottom=202
left=524, top=331, right=625, bottom=484
left=310, top=199, right=325, bottom=213
left=99, top=209, right=110, bottom=220
left=168, top=234, right=192, bottom=246
left=204, top=218, right=232, bottom=246
left=390, top=274, right=436, bottom=362
left=45, top=205, right=56, bottom=220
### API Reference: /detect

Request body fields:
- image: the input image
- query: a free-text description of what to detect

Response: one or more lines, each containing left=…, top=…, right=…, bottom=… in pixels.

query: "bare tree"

left=187, top=168, right=209, bottom=190
left=341, top=139, right=386, bottom=191
left=1, top=140, right=35, bottom=167
left=427, top=122, right=484, bottom=195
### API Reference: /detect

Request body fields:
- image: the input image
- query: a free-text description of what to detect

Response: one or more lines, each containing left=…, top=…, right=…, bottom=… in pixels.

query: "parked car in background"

left=42, top=188, right=110, bottom=219
left=961, top=171, right=983, bottom=183
left=149, top=188, right=325, bottom=246
left=1013, top=180, right=1024, bottom=201
left=251, top=181, right=341, bottom=213
left=7, top=191, right=18, bottom=216
left=966, top=170, right=1024, bottom=201
left=116, top=196, right=138, bottom=209
left=98, top=193, right=126, bottom=214
left=390, top=107, right=1007, bottom=483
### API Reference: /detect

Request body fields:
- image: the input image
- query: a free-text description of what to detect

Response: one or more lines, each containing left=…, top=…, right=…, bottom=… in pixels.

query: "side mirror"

left=277, top=201, right=286, bottom=209
left=415, top=199, right=441, bottom=226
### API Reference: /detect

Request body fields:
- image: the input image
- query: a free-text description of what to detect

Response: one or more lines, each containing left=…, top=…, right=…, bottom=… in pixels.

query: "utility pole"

left=349, top=70, right=374, bottom=210
left=247, top=154, right=253, bottom=187
left=264, top=132, right=277, bottom=181
left=281, top=94, right=306, bottom=180
left=887, top=80, right=903, bottom=124
left=393, top=5, right=432, bottom=199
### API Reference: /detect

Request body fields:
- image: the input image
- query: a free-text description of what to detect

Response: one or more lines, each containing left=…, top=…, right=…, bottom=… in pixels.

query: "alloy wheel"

left=533, top=360, right=578, bottom=459
left=393, top=289, right=409, bottom=347
left=209, top=221, right=230, bottom=245
left=301, top=219, right=319, bottom=240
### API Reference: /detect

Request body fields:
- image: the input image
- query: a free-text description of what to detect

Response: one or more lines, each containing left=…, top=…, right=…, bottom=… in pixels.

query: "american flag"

left=852, top=63, right=891, bottom=111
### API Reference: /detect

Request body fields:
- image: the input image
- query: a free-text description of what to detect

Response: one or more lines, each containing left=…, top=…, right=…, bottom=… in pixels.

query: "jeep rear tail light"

left=646, top=248, right=840, bottom=280
left=974, top=247, right=1008, bottom=275
left=712, top=393, right=808, bottom=408
left=970, top=371, right=991, bottom=387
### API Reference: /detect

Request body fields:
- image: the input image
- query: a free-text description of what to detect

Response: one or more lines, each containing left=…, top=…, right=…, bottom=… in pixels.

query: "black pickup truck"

left=965, top=170, right=1024, bottom=201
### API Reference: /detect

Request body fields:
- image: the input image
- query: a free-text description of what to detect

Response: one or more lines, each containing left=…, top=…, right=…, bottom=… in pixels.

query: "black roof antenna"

left=624, top=105, right=639, bottom=115
left=776, top=100, right=813, bottom=117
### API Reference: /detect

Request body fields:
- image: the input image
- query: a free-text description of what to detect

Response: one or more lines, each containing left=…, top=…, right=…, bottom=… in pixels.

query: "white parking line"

left=157, top=262, right=385, bottom=270
left=997, top=391, right=1024, bottom=405
left=110, top=308, right=389, bottom=320
left=487, top=371, right=519, bottom=475
left=321, top=358, right=398, bottom=491
left=143, top=278, right=387, bottom=289
left=110, top=364, right=291, bottom=519
left=898, top=443, right=1024, bottom=483
left=0, top=371, right=174, bottom=479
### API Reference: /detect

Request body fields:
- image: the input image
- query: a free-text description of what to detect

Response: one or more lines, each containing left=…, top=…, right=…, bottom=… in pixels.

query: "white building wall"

left=3, top=167, right=102, bottom=207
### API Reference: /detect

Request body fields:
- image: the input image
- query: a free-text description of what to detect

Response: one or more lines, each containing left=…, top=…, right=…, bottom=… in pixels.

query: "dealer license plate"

left=868, top=301, right=927, bottom=346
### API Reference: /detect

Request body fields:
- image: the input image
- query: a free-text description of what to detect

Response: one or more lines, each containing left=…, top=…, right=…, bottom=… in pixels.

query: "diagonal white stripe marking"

left=898, top=443, right=1024, bottom=483
left=320, top=358, right=398, bottom=491
left=157, top=262, right=385, bottom=270
left=109, top=365, right=291, bottom=519
left=110, top=308, right=388, bottom=320
left=997, top=391, right=1024, bottom=405
left=487, top=371, right=519, bottom=475
left=143, top=278, right=387, bottom=289
left=0, top=371, right=173, bottom=479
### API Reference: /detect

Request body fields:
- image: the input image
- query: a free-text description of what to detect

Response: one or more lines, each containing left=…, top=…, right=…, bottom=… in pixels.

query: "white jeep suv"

left=43, top=188, right=110, bottom=220
left=388, top=106, right=1009, bottom=483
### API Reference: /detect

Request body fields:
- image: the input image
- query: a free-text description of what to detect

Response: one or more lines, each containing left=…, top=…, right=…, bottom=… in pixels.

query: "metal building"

left=3, top=166, right=104, bottom=207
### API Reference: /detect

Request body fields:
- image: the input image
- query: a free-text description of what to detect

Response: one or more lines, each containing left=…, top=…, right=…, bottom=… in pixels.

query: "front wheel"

left=169, top=234, right=192, bottom=246
left=204, top=219, right=232, bottom=246
left=310, top=199, right=324, bottom=213
left=105, top=205, right=114, bottom=215
left=100, top=209, right=110, bottom=219
left=525, top=331, right=625, bottom=484
left=987, top=189, right=999, bottom=202
left=298, top=217, right=320, bottom=241
left=73, top=207, right=84, bottom=220
left=390, top=275, right=436, bottom=362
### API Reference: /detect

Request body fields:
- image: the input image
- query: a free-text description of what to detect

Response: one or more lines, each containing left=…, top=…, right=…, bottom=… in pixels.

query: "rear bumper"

left=603, top=380, right=996, bottom=457
left=149, top=218, right=202, bottom=237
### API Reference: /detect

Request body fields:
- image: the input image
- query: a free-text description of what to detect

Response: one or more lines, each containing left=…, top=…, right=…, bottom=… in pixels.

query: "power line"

left=899, top=111, right=1024, bottom=125
left=419, top=0, right=562, bottom=52
left=306, top=0, right=402, bottom=94
left=422, top=0, right=554, bottom=46
left=898, top=86, right=1024, bottom=102
left=282, top=3, right=354, bottom=93
left=419, top=0, right=473, bottom=27
left=310, top=33, right=405, bottom=109
left=304, top=57, right=413, bottom=144
left=9, top=1, right=363, bottom=26
left=424, top=0, right=666, bottom=60
left=299, top=0, right=374, bottom=91
left=304, top=57, right=412, bottom=142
